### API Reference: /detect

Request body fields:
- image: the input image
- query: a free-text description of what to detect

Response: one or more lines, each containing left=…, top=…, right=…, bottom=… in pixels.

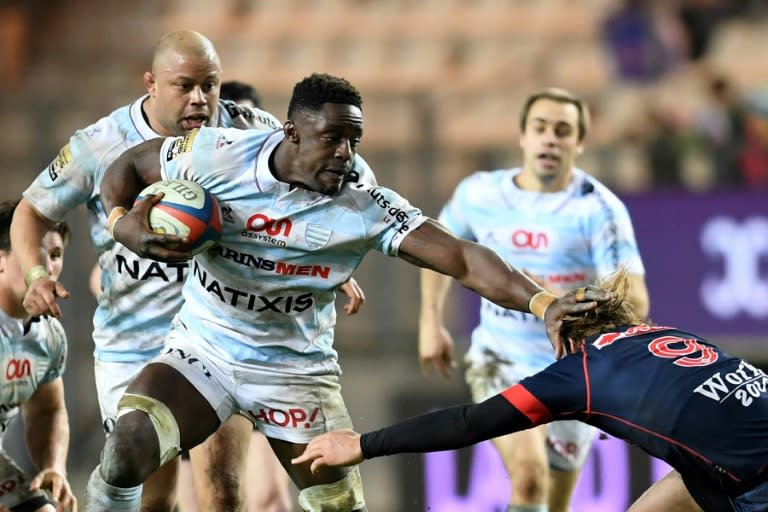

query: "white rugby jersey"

left=22, top=97, right=287, bottom=362
left=0, top=310, right=66, bottom=439
left=159, top=127, right=426, bottom=375
left=439, top=168, right=645, bottom=372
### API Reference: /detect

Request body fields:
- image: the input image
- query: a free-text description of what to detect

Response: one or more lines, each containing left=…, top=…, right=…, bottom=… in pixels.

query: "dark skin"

left=100, top=102, right=609, bottom=495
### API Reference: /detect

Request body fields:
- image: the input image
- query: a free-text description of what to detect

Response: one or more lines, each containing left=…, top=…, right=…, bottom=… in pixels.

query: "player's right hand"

left=23, top=278, right=70, bottom=318
left=29, top=468, right=77, bottom=511
left=113, top=193, right=192, bottom=263
left=418, top=320, right=457, bottom=379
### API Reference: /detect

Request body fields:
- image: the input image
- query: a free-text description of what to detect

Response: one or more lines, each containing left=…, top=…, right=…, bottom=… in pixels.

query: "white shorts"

left=0, top=451, right=51, bottom=508
left=464, top=349, right=597, bottom=471
left=152, top=330, right=354, bottom=444
left=94, top=358, right=151, bottom=434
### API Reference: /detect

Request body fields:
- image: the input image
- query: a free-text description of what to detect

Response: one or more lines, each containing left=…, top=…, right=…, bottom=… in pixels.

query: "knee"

left=510, top=460, right=548, bottom=502
left=100, top=411, right=160, bottom=487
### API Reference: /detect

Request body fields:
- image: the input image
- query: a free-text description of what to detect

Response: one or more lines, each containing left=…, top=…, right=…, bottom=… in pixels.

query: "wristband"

left=107, top=206, right=128, bottom=239
left=528, top=290, right=557, bottom=320
left=24, top=265, right=50, bottom=287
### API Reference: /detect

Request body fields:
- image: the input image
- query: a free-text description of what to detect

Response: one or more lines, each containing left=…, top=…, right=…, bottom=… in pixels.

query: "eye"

left=350, top=138, right=361, bottom=149
left=555, top=124, right=573, bottom=138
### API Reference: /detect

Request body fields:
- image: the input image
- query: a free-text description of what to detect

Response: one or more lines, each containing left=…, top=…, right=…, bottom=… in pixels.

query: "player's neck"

left=515, top=167, right=572, bottom=193
left=142, top=98, right=173, bottom=137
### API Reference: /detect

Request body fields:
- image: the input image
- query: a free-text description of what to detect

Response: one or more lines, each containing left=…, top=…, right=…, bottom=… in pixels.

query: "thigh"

left=93, top=358, right=149, bottom=433
left=629, top=470, right=705, bottom=512
left=491, top=424, right=549, bottom=474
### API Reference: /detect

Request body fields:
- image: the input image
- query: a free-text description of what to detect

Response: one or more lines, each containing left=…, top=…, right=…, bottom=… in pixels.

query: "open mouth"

left=537, top=152, right=561, bottom=166
left=181, top=114, right=209, bottom=130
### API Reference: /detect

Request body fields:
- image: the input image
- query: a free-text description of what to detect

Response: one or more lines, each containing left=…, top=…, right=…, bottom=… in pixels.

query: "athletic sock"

left=506, top=505, right=548, bottom=512
left=83, top=465, right=142, bottom=512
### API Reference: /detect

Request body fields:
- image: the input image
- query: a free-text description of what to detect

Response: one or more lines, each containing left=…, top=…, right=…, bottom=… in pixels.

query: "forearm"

left=419, top=269, right=452, bottom=324
left=25, top=408, right=69, bottom=474
left=360, top=395, right=531, bottom=459
left=10, top=199, right=55, bottom=276
left=457, top=240, right=543, bottom=313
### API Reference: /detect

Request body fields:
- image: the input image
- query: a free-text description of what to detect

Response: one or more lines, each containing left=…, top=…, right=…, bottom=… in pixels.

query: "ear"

left=576, top=141, right=585, bottom=156
left=0, top=250, right=7, bottom=274
left=143, top=71, right=156, bottom=96
left=283, top=121, right=300, bottom=144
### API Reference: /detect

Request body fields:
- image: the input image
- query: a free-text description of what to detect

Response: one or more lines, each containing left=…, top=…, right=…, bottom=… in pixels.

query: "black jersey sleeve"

left=360, top=394, right=532, bottom=459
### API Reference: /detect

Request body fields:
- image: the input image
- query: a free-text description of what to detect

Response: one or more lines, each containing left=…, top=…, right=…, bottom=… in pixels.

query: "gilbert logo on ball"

left=135, top=179, right=222, bottom=253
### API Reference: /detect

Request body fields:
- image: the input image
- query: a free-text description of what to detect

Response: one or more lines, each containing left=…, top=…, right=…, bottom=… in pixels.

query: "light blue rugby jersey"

left=0, top=310, right=66, bottom=439
left=439, top=168, right=645, bottom=372
left=160, top=127, right=426, bottom=375
left=22, top=96, right=286, bottom=362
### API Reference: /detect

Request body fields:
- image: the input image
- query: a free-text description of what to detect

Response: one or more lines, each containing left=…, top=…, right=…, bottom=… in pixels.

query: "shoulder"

left=218, top=100, right=282, bottom=130
left=572, top=170, right=632, bottom=216
left=450, top=169, right=512, bottom=202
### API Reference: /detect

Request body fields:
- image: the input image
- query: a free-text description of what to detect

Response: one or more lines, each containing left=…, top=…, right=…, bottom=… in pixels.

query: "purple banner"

left=622, top=191, right=767, bottom=336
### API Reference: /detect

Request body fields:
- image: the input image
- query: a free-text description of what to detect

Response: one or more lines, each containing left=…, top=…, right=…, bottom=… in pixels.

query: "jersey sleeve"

left=349, top=183, right=428, bottom=256
left=509, top=355, right=589, bottom=422
left=436, top=174, right=477, bottom=240
left=22, top=128, right=99, bottom=221
left=39, top=317, right=68, bottom=383
left=361, top=394, right=533, bottom=459
left=587, top=191, right=645, bottom=277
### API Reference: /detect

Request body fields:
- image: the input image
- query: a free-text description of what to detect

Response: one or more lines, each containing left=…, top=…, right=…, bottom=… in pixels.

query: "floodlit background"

left=2, top=0, right=767, bottom=509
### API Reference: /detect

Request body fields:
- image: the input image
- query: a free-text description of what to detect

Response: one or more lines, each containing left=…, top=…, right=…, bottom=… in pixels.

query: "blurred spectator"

left=602, top=0, right=687, bottom=83
left=740, top=91, right=768, bottom=189
left=692, top=73, right=746, bottom=187
left=678, top=0, right=753, bottom=61
left=644, top=104, right=691, bottom=189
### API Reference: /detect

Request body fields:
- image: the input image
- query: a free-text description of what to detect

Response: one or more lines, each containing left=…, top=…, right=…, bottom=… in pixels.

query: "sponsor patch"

left=165, top=129, right=199, bottom=161
left=48, top=144, right=73, bottom=181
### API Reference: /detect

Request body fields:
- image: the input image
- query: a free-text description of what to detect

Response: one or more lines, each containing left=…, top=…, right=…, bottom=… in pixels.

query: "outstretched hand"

left=112, top=193, right=192, bottom=262
left=291, top=429, right=364, bottom=473
left=545, top=286, right=612, bottom=359
left=30, top=468, right=77, bottom=511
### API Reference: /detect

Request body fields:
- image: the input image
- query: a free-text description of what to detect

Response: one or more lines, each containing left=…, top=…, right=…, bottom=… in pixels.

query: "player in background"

left=83, top=72, right=609, bottom=512
left=419, top=87, right=650, bottom=512
left=295, top=270, right=768, bottom=512
left=9, top=30, right=301, bottom=512
left=220, top=80, right=262, bottom=110
left=0, top=200, right=76, bottom=511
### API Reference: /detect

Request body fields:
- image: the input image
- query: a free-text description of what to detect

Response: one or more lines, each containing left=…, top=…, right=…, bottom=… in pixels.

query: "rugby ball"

left=135, top=179, right=222, bottom=254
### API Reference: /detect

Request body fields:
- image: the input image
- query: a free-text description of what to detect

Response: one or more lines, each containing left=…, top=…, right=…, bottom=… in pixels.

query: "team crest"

left=48, top=144, right=73, bottom=181
left=305, top=224, right=332, bottom=250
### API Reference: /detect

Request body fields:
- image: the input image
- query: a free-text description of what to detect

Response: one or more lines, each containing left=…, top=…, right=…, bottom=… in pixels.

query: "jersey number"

left=648, top=336, right=718, bottom=367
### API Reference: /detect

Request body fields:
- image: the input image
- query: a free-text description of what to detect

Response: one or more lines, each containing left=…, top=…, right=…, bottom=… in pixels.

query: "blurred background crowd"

left=1, top=0, right=767, bottom=509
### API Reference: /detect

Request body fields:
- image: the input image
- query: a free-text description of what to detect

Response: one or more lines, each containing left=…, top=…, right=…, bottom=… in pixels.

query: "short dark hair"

left=287, top=73, right=363, bottom=120
left=520, top=88, right=590, bottom=141
left=51, top=220, right=70, bottom=246
left=0, top=199, right=19, bottom=251
left=220, top=80, right=261, bottom=108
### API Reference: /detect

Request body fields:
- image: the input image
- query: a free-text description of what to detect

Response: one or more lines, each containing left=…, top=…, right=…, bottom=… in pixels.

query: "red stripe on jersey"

left=501, top=385, right=552, bottom=425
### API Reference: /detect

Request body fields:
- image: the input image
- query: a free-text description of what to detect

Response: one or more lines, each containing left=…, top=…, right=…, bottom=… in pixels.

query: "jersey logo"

left=47, top=144, right=73, bottom=181
left=700, top=216, right=768, bottom=319
left=6, top=359, right=31, bottom=380
left=305, top=224, right=331, bottom=250
left=165, top=129, right=199, bottom=161
left=511, top=229, right=549, bottom=250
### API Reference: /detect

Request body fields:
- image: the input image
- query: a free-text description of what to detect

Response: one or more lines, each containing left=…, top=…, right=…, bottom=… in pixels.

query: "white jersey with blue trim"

left=439, top=168, right=645, bottom=371
left=21, top=96, right=285, bottom=362
left=159, top=127, right=425, bottom=375
left=0, top=310, right=67, bottom=440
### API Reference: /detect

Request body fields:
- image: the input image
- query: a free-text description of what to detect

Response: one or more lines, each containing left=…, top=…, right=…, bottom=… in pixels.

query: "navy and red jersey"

left=362, top=324, right=768, bottom=497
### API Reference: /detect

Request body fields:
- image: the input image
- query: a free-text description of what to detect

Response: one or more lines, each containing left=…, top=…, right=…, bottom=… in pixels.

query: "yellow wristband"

left=24, top=265, right=50, bottom=287
left=528, top=290, right=557, bottom=320
left=107, top=206, right=128, bottom=239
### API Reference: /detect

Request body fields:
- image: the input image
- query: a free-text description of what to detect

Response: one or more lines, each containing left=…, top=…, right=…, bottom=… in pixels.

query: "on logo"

left=700, top=216, right=768, bottom=319
left=246, top=214, right=292, bottom=237
left=511, top=229, right=548, bottom=249
left=6, top=359, right=31, bottom=380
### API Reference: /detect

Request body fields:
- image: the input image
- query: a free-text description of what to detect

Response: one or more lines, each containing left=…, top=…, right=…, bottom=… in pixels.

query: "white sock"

left=83, top=465, right=142, bottom=512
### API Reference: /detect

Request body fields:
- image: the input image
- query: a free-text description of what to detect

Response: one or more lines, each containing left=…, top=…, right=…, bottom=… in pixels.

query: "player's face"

left=146, top=51, right=221, bottom=136
left=42, top=231, right=65, bottom=281
left=294, top=103, right=363, bottom=196
left=519, top=98, right=583, bottom=184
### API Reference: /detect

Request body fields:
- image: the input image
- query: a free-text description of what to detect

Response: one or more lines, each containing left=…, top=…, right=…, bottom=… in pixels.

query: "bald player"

left=10, top=30, right=287, bottom=511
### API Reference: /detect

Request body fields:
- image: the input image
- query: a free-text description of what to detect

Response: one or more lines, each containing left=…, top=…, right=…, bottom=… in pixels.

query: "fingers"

left=23, top=280, right=68, bottom=317
left=339, top=278, right=366, bottom=316
left=575, top=287, right=587, bottom=302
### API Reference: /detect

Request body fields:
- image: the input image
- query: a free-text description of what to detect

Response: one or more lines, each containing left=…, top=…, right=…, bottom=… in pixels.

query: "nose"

left=334, top=140, right=352, bottom=160
left=189, top=86, right=207, bottom=105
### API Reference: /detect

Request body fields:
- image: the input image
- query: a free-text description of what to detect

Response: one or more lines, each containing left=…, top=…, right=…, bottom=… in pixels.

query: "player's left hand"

left=29, top=468, right=77, bottom=511
left=338, top=278, right=366, bottom=315
left=545, top=286, right=612, bottom=360
left=291, top=429, right=364, bottom=473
